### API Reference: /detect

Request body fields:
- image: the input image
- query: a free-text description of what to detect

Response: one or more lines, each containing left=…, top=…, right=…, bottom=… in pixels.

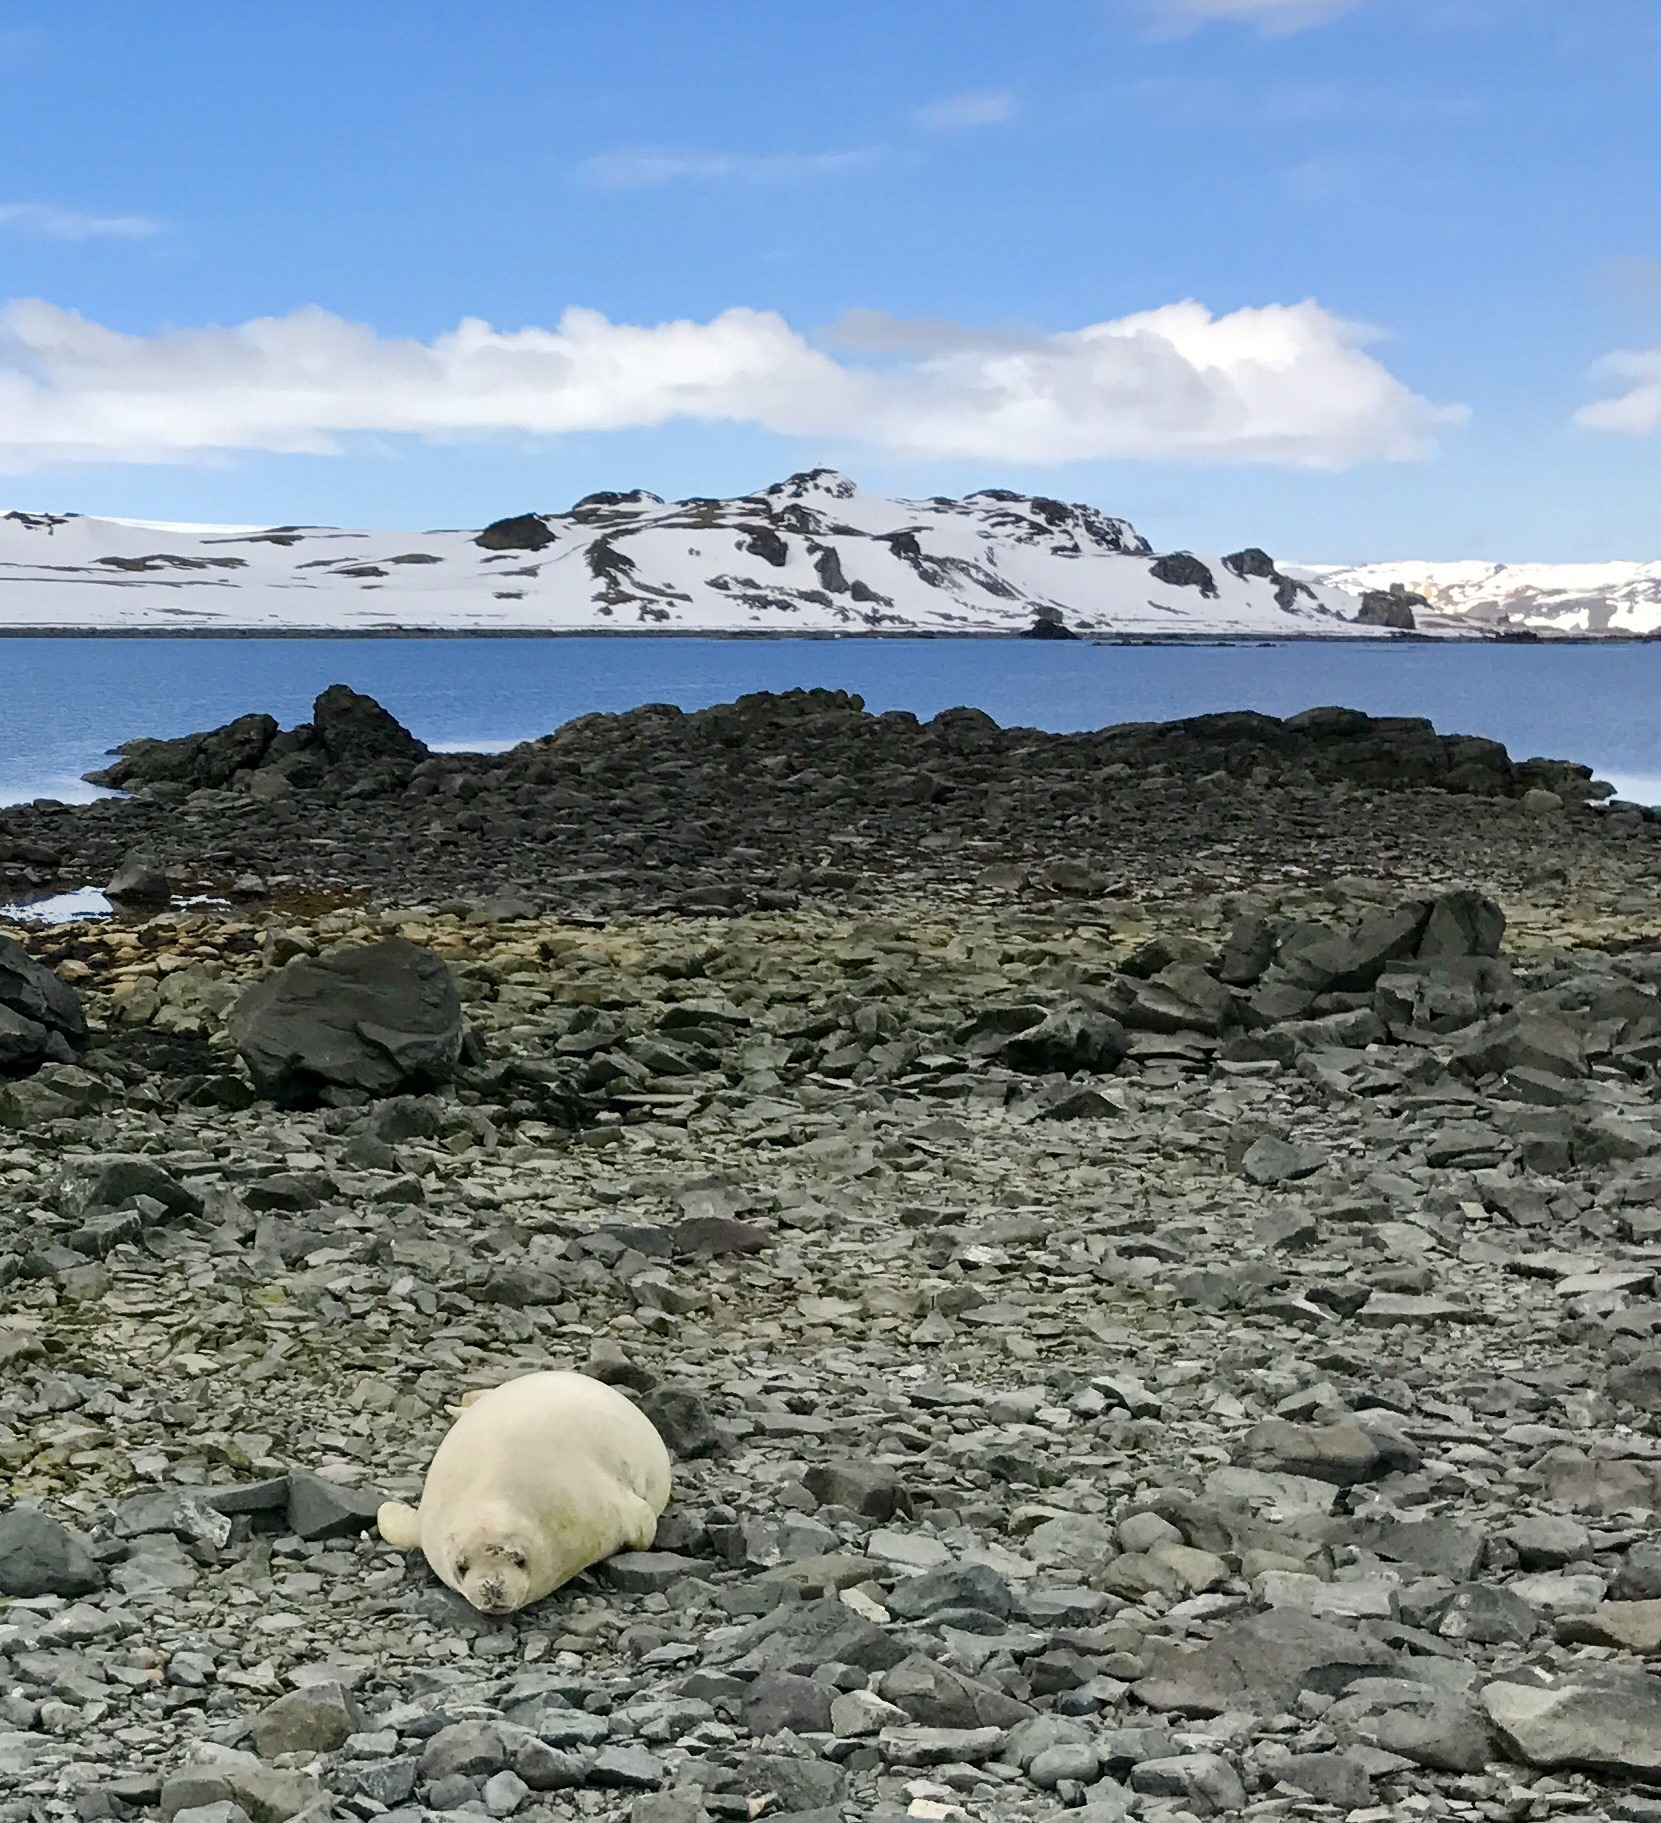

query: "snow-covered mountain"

left=1303, top=558, right=1661, bottom=637
left=0, top=470, right=1386, bottom=637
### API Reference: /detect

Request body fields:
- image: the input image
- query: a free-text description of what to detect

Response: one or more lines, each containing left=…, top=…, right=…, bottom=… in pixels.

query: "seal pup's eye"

left=455, top=1558, right=470, bottom=1577
left=507, top=1550, right=526, bottom=1568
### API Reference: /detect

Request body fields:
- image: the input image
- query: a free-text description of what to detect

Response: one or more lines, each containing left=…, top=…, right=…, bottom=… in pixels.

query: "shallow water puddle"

left=1, top=886, right=114, bottom=925
left=0, top=888, right=233, bottom=926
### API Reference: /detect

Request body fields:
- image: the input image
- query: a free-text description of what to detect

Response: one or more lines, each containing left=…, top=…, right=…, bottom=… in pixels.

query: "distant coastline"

left=2, top=625, right=1654, bottom=643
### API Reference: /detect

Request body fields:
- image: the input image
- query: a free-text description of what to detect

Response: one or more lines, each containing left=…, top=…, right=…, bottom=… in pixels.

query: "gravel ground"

left=3, top=690, right=1661, bottom=1823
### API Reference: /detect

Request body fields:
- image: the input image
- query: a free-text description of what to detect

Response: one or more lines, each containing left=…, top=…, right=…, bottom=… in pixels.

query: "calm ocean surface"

left=2, top=636, right=1657, bottom=808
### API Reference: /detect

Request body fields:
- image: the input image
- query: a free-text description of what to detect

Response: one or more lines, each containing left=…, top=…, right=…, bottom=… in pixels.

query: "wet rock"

left=106, top=851, right=172, bottom=907
left=85, top=711, right=277, bottom=791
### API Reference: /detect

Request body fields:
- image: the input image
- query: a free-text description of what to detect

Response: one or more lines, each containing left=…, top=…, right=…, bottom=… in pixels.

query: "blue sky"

left=0, top=0, right=1657, bottom=559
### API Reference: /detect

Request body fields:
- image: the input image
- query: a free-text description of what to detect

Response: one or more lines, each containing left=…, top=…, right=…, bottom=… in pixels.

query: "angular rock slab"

left=1483, top=1669, right=1661, bottom=1777
left=229, top=937, right=463, bottom=1105
left=0, top=934, right=88, bottom=1074
left=1134, top=1609, right=1394, bottom=1716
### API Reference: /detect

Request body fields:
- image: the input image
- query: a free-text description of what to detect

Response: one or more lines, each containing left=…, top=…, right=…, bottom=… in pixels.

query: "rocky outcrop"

left=0, top=933, right=88, bottom=1075
left=85, top=711, right=278, bottom=791
left=1224, top=546, right=1318, bottom=611
left=1149, top=552, right=1219, bottom=597
left=1021, top=605, right=1079, bottom=640
left=312, top=683, right=429, bottom=770
left=228, top=937, right=465, bottom=1105
left=81, top=687, right=425, bottom=797
left=474, top=513, right=555, bottom=552
left=7, top=687, right=1627, bottom=917
left=1357, top=583, right=1426, bottom=631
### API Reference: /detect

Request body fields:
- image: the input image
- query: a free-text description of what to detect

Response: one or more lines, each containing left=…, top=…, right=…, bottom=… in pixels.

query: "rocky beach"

left=4, top=686, right=1661, bottom=1823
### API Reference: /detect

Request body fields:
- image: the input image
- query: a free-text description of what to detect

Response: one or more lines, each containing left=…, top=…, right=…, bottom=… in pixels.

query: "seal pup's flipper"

left=377, top=1500, right=423, bottom=1550
left=622, top=1492, right=661, bottom=1553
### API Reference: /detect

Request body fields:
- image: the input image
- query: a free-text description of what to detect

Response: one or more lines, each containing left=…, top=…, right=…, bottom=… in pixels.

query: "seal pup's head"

left=444, top=1523, right=535, bottom=1614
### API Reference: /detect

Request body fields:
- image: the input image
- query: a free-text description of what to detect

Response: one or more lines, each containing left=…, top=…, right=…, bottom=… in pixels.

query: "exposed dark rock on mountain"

left=0, top=471, right=1376, bottom=634
left=475, top=513, right=555, bottom=552
left=1357, top=583, right=1427, bottom=631
left=1150, top=553, right=1219, bottom=598
left=1225, top=546, right=1320, bottom=612
left=1021, top=606, right=1080, bottom=640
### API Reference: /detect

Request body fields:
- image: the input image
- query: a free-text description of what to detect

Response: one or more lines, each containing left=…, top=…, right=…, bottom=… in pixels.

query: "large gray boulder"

left=228, top=938, right=464, bottom=1106
left=0, top=1505, right=103, bottom=1596
left=0, top=934, right=89, bottom=1076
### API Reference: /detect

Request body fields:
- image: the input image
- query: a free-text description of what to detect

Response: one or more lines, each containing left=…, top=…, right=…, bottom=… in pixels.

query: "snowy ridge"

left=1303, top=558, right=1661, bottom=637
left=0, top=470, right=1384, bottom=637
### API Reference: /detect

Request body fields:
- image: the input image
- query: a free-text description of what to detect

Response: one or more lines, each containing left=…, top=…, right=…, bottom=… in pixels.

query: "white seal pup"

left=377, top=1370, right=672, bottom=1614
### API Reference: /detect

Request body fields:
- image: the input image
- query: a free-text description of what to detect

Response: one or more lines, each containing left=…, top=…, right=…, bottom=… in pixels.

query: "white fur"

left=377, top=1371, right=671, bottom=1614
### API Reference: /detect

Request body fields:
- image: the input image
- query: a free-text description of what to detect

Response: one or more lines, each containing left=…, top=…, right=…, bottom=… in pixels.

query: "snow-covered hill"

left=1303, top=558, right=1661, bottom=637
left=0, top=470, right=1387, bottom=637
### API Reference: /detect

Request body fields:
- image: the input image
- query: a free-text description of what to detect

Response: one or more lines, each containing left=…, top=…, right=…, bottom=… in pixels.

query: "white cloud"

left=576, top=146, right=876, bottom=191
left=911, top=90, right=1017, bottom=132
left=1576, top=345, right=1661, bottom=437
left=1147, top=0, right=1364, bottom=35
left=0, top=295, right=1463, bottom=473
left=0, top=202, right=162, bottom=241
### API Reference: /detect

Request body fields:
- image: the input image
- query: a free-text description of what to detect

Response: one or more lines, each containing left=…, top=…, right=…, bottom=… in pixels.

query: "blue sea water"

left=2, top=635, right=1657, bottom=808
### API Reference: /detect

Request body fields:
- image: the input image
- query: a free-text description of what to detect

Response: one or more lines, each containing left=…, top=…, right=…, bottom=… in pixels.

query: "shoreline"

left=0, top=623, right=1655, bottom=643
left=1, top=625, right=1404, bottom=642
